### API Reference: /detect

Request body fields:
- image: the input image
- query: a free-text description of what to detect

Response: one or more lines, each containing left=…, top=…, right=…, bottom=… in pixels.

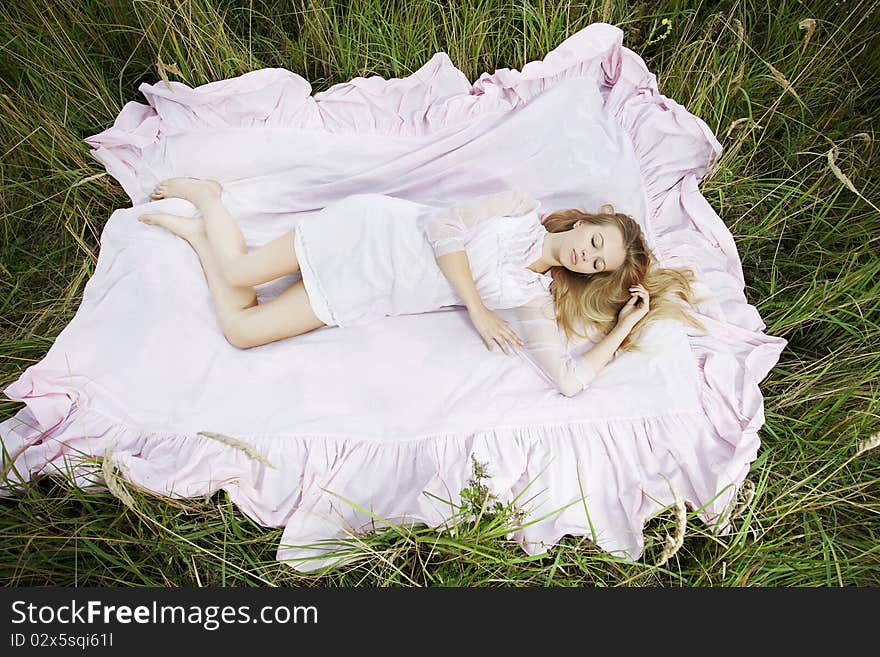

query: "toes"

left=149, top=178, right=221, bottom=203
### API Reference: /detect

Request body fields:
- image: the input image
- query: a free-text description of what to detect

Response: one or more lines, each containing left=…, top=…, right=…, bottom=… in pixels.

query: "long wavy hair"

left=543, top=204, right=708, bottom=352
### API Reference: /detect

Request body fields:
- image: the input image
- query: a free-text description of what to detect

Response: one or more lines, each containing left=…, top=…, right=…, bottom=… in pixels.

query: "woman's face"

left=560, top=220, right=626, bottom=274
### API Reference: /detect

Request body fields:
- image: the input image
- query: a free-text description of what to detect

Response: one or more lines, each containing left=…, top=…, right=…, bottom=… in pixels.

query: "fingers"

left=502, top=323, right=524, bottom=348
left=626, top=284, right=650, bottom=317
left=497, top=320, right=523, bottom=352
left=474, top=309, right=524, bottom=355
left=481, top=328, right=522, bottom=355
left=490, top=331, right=519, bottom=355
left=482, top=333, right=510, bottom=355
left=628, top=285, right=649, bottom=303
left=479, top=329, right=505, bottom=354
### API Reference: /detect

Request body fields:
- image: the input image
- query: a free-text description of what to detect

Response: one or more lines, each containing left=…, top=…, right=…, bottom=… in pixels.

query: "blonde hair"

left=543, top=204, right=708, bottom=353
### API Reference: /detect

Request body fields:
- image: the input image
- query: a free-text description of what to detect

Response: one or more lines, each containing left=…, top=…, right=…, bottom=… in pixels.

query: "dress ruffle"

left=3, top=22, right=787, bottom=570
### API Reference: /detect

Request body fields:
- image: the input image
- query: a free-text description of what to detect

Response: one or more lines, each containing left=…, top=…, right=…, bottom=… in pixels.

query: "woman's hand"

left=467, top=304, right=524, bottom=355
left=617, top=283, right=650, bottom=329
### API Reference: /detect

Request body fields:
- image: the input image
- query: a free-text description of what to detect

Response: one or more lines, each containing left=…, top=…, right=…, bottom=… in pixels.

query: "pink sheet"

left=0, top=23, right=786, bottom=570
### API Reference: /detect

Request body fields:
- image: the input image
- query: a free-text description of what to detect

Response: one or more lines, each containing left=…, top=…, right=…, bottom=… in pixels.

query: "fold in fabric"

left=1, top=23, right=786, bottom=571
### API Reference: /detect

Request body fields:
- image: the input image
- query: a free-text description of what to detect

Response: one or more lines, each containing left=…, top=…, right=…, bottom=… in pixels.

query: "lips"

left=571, top=248, right=577, bottom=266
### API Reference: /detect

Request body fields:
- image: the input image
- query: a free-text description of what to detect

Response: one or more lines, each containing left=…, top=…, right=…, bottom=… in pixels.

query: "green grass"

left=1, top=0, right=878, bottom=586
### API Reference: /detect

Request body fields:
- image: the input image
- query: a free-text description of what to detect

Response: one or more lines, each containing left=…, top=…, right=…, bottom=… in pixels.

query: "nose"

left=580, top=244, right=593, bottom=262
left=583, top=235, right=602, bottom=261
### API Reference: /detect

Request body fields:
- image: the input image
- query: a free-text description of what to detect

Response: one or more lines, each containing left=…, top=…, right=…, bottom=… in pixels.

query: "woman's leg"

left=150, top=177, right=299, bottom=287
left=138, top=213, right=325, bottom=348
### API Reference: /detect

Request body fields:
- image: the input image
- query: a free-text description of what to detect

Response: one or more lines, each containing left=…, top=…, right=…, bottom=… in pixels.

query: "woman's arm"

left=449, top=189, right=538, bottom=226
left=497, top=297, right=595, bottom=396
left=578, top=285, right=650, bottom=383
left=498, top=284, right=650, bottom=397
left=436, top=251, right=523, bottom=354
left=573, top=321, right=632, bottom=390
left=424, top=189, right=538, bottom=257
left=425, top=190, right=537, bottom=353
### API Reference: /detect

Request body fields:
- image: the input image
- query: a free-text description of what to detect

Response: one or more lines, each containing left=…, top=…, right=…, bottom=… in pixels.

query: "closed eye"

left=590, top=235, right=599, bottom=271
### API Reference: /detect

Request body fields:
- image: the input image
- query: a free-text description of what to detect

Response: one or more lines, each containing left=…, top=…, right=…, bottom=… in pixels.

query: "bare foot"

left=139, top=212, right=207, bottom=243
left=150, top=177, right=222, bottom=206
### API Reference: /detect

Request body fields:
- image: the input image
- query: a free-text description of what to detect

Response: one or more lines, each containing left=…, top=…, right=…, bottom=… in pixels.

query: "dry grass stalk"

left=732, top=17, right=744, bottom=43
left=826, top=144, right=859, bottom=194
left=723, top=117, right=763, bottom=140
left=728, top=61, right=745, bottom=95
left=101, top=450, right=137, bottom=512
left=156, top=58, right=184, bottom=90
left=767, top=62, right=800, bottom=100
left=729, top=479, right=756, bottom=521
left=655, top=489, right=687, bottom=567
left=71, top=172, right=107, bottom=188
left=856, top=431, right=880, bottom=457
left=723, top=17, right=746, bottom=95
left=799, top=18, right=817, bottom=51
left=827, top=143, right=880, bottom=212
left=197, top=431, right=276, bottom=468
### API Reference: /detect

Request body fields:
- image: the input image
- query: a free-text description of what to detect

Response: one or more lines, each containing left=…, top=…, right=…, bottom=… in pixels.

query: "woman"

left=140, top=177, right=704, bottom=396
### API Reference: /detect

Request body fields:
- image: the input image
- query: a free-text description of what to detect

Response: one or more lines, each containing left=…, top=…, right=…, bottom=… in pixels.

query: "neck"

left=528, top=231, right=564, bottom=273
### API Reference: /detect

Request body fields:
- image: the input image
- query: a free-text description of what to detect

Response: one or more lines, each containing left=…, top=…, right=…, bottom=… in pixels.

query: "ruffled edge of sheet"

left=3, top=22, right=787, bottom=570
left=83, top=23, right=632, bottom=205
left=0, top=387, right=748, bottom=571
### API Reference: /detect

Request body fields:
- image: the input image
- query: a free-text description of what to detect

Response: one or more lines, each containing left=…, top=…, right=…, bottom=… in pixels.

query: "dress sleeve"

left=424, top=189, right=539, bottom=257
left=497, top=293, right=598, bottom=397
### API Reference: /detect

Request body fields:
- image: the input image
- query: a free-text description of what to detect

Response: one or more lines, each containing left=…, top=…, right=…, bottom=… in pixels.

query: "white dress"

left=293, top=191, right=597, bottom=395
